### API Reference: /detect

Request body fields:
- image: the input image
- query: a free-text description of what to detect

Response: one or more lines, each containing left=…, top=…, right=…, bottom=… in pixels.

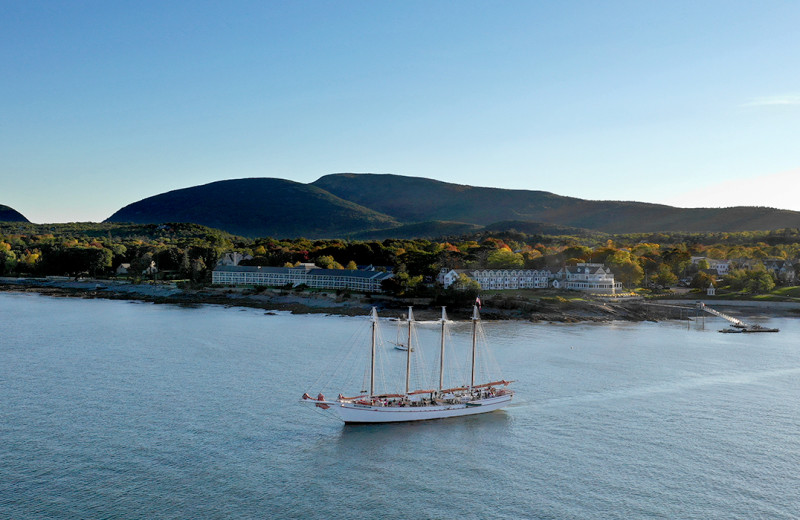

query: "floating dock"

left=697, top=302, right=780, bottom=333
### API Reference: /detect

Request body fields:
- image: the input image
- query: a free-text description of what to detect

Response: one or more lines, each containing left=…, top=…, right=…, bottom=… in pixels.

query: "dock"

left=697, top=302, right=780, bottom=333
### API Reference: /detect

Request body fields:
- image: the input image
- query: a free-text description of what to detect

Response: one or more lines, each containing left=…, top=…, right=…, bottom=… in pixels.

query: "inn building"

left=438, top=262, right=621, bottom=294
left=212, top=264, right=393, bottom=293
left=552, top=263, right=622, bottom=293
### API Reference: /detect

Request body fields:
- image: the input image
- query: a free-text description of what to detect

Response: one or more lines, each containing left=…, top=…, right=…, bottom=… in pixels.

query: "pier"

left=696, top=302, right=780, bottom=333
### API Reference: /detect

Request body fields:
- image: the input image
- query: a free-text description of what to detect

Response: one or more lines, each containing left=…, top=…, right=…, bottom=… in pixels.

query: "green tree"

left=130, top=252, right=155, bottom=276
left=606, top=251, right=644, bottom=288
left=316, top=255, right=343, bottom=269
left=452, top=273, right=481, bottom=292
left=0, top=248, right=16, bottom=275
left=190, top=258, right=207, bottom=282
left=381, top=271, right=422, bottom=296
left=728, top=264, right=775, bottom=294
left=155, top=246, right=183, bottom=271
left=691, top=271, right=716, bottom=290
left=661, top=247, right=691, bottom=277
left=86, top=247, right=113, bottom=276
left=562, top=245, right=592, bottom=262
left=747, top=269, right=775, bottom=293
left=178, top=252, right=192, bottom=279
left=653, top=264, right=678, bottom=287
left=435, top=273, right=481, bottom=308
left=486, top=249, right=524, bottom=269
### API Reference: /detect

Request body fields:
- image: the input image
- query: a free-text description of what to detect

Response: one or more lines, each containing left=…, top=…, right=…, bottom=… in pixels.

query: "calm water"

left=2, top=293, right=799, bottom=519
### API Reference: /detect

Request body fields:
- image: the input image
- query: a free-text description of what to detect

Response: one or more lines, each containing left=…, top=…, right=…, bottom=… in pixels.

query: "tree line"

left=2, top=222, right=799, bottom=295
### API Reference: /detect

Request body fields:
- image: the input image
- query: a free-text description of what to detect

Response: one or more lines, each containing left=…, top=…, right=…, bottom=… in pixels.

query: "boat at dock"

left=719, top=324, right=779, bottom=333
left=740, top=324, right=779, bottom=333
left=301, top=304, right=514, bottom=423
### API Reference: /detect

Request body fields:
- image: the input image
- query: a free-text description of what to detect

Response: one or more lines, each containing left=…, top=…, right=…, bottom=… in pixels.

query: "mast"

left=370, top=307, right=377, bottom=397
left=470, top=304, right=478, bottom=389
left=439, top=306, right=446, bottom=391
left=405, top=306, right=413, bottom=394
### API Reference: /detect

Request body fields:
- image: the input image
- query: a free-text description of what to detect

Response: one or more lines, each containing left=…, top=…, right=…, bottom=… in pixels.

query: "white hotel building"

left=212, top=264, right=393, bottom=293
left=438, top=263, right=621, bottom=294
left=552, top=263, right=621, bottom=293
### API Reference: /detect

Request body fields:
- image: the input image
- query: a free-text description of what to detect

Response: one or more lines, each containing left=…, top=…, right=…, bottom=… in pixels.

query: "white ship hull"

left=331, top=393, right=513, bottom=424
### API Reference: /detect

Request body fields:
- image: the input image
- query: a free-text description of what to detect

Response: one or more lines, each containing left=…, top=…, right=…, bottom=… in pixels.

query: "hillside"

left=313, top=173, right=800, bottom=233
left=105, top=178, right=399, bottom=238
left=482, top=220, right=604, bottom=238
left=1, top=221, right=240, bottom=241
left=349, top=221, right=483, bottom=240
left=0, top=204, right=29, bottom=223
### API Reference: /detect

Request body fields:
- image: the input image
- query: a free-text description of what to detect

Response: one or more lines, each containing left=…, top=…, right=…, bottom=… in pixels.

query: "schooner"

left=302, top=304, right=514, bottom=423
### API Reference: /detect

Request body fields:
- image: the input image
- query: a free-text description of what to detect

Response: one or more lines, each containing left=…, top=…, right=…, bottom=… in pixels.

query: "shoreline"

left=3, top=277, right=798, bottom=323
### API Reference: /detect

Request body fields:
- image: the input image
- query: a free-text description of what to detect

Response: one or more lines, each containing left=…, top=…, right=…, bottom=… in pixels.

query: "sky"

left=2, top=1, right=799, bottom=223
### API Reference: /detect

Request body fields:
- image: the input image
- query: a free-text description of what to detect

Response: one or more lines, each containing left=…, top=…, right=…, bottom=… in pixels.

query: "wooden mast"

left=439, top=306, right=446, bottom=391
left=405, top=306, right=413, bottom=394
left=470, top=304, right=478, bottom=389
left=370, top=307, right=377, bottom=397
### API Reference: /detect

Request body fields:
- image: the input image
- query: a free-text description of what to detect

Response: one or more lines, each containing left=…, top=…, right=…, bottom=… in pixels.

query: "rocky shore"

left=2, top=277, right=797, bottom=323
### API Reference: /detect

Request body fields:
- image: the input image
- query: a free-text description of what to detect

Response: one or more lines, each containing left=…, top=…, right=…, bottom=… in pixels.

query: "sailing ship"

left=302, top=304, right=514, bottom=423
left=391, top=310, right=414, bottom=351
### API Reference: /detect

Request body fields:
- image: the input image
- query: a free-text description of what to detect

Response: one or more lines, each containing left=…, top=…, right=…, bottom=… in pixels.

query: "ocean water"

left=1, top=292, right=799, bottom=519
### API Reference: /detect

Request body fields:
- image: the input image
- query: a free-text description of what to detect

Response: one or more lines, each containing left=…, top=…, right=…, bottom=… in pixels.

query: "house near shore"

left=437, top=269, right=464, bottom=288
left=760, top=259, right=796, bottom=284
left=116, top=261, right=158, bottom=276
left=143, top=261, right=158, bottom=276
left=212, top=263, right=393, bottom=293
left=690, top=257, right=731, bottom=276
left=552, top=263, right=621, bottom=294
left=694, top=256, right=797, bottom=284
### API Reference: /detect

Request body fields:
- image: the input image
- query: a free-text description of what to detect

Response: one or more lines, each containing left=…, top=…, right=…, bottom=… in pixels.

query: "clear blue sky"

left=2, top=1, right=799, bottom=223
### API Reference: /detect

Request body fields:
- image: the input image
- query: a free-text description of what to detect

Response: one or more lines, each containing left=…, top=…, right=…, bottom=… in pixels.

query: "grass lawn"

left=769, top=286, right=800, bottom=298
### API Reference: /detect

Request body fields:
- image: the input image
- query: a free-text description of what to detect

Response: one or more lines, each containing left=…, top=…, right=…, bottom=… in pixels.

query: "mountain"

left=313, top=173, right=800, bottom=233
left=105, top=178, right=399, bottom=238
left=0, top=204, right=29, bottom=222
left=103, top=173, right=800, bottom=238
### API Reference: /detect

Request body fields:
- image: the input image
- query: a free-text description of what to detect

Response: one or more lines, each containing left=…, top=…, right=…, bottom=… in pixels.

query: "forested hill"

left=103, top=174, right=800, bottom=238
left=313, top=173, right=800, bottom=234
left=105, top=178, right=399, bottom=238
left=0, top=204, right=29, bottom=223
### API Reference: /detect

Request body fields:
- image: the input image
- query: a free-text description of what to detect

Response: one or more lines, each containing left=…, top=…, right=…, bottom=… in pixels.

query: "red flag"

left=476, top=297, right=482, bottom=308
